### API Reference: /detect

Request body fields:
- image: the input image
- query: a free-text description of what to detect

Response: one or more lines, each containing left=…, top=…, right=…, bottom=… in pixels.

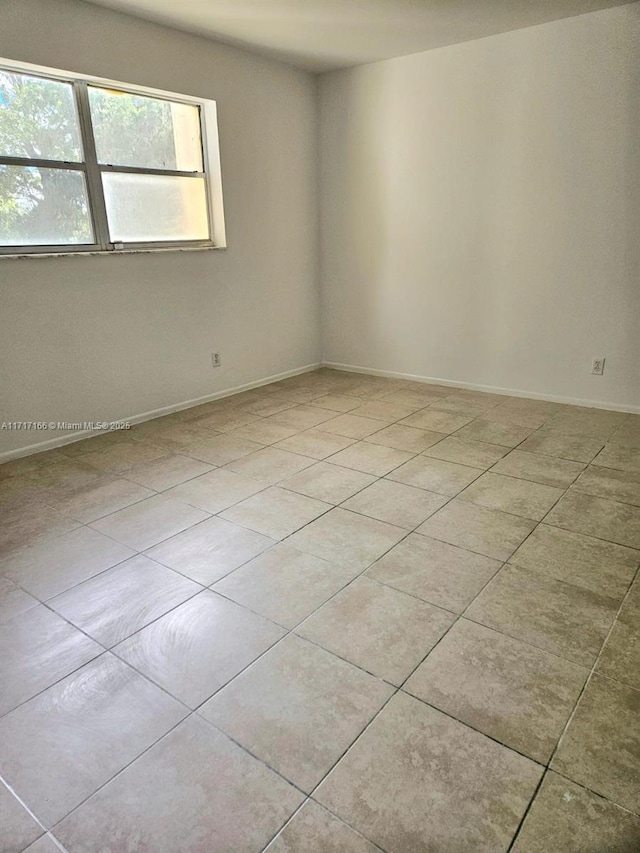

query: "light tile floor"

left=1, top=368, right=639, bottom=852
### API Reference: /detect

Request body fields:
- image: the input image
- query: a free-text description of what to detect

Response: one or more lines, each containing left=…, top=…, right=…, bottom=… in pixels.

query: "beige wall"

left=319, top=4, right=640, bottom=410
left=0, top=0, right=321, bottom=456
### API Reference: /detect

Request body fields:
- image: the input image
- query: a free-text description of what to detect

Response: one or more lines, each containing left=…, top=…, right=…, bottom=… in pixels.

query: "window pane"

left=0, top=71, right=82, bottom=161
left=89, top=87, right=203, bottom=172
left=102, top=173, right=209, bottom=242
left=0, top=165, right=93, bottom=246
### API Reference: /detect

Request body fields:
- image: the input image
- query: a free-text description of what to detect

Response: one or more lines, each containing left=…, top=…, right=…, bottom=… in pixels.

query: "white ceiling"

left=82, top=0, right=632, bottom=72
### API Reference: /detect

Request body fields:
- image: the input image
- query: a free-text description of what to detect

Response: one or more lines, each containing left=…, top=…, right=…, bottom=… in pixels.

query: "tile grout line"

left=1, top=372, right=637, bottom=848
left=277, top=500, right=533, bottom=852
left=266, top=404, right=637, bottom=847
left=258, top=428, right=565, bottom=850
left=506, top=558, right=640, bottom=851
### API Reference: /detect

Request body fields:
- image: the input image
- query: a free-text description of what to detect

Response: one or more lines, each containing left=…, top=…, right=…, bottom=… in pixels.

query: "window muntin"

left=0, top=66, right=214, bottom=253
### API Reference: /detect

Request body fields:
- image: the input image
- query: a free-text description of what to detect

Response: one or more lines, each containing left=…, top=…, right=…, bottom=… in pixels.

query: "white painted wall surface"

left=319, top=5, right=640, bottom=410
left=0, top=0, right=320, bottom=455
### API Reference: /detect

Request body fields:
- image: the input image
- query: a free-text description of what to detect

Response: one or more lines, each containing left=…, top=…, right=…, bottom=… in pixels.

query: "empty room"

left=1, top=0, right=639, bottom=850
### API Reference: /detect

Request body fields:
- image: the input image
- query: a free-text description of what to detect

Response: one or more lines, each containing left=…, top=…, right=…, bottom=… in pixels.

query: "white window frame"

left=0, top=59, right=226, bottom=256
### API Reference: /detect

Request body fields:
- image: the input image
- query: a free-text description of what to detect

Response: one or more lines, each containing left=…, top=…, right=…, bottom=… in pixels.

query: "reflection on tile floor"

left=1, top=368, right=639, bottom=851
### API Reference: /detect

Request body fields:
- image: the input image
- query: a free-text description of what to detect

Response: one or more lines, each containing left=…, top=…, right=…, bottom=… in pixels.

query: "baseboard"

left=322, top=361, right=640, bottom=414
left=0, top=362, right=321, bottom=463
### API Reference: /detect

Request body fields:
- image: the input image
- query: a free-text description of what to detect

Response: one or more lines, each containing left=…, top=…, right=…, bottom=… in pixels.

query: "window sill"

left=0, top=245, right=226, bottom=260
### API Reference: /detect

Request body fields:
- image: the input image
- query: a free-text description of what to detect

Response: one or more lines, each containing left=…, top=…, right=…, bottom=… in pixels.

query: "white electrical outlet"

left=211, top=352, right=221, bottom=368
left=592, top=357, right=605, bottom=375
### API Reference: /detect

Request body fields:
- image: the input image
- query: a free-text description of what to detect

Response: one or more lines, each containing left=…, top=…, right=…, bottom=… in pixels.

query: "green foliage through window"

left=0, top=67, right=209, bottom=250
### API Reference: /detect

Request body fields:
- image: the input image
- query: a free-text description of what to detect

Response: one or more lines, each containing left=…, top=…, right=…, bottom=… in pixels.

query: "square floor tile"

left=224, top=447, right=315, bottom=484
left=0, top=501, right=81, bottom=558
left=382, top=388, right=446, bottom=408
left=59, top=433, right=133, bottom=458
left=287, top=508, right=406, bottom=570
left=163, top=467, right=265, bottom=513
left=201, top=402, right=276, bottom=424
left=491, top=450, right=585, bottom=488
left=272, top=429, right=355, bottom=459
left=183, top=433, right=263, bottom=465
left=459, top=472, right=563, bottom=520
left=466, top=565, right=618, bottom=666
left=552, top=675, right=640, bottom=814
left=512, top=772, right=640, bottom=853
left=268, top=405, right=337, bottom=430
left=79, top=442, right=168, bottom=474
left=423, top=435, right=508, bottom=469
left=320, top=414, right=385, bottom=439
left=49, top=477, right=155, bottom=523
left=0, top=605, right=101, bottom=716
left=573, top=465, right=640, bottom=506
left=545, top=491, right=640, bottom=548
left=312, top=394, right=362, bottom=413
left=349, top=401, right=416, bottom=422
left=429, top=394, right=499, bottom=418
left=0, top=576, right=39, bottom=622
left=387, top=455, right=482, bottom=496
left=417, top=500, right=535, bottom=561
left=49, top=555, right=201, bottom=647
left=114, top=591, right=285, bottom=707
left=518, top=431, right=604, bottom=463
left=2, top=448, right=76, bottom=473
left=594, top=444, right=640, bottom=473
left=127, top=419, right=216, bottom=451
left=0, top=526, right=134, bottom=599
left=266, top=800, right=379, bottom=853
left=510, top=524, right=639, bottom=599
left=213, top=543, right=358, bottom=628
left=281, top=387, right=329, bottom=405
left=315, top=691, right=542, bottom=853
left=296, top=577, right=454, bottom=685
left=399, top=409, right=473, bottom=434
left=124, top=453, right=213, bottom=491
left=21, top=458, right=104, bottom=496
left=327, top=442, right=413, bottom=476
left=435, top=389, right=503, bottom=404
left=146, top=515, right=274, bottom=585
left=0, top=654, right=186, bottom=827
left=454, top=419, right=533, bottom=447
left=221, top=486, right=330, bottom=539
left=342, top=480, right=447, bottom=529
left=368, top=533, right=501, bottom=613
left=228, top=420, right=300, bottom=446
left=482, top=400, right=557, bottom=430
left=596, top=582, right=640, bottom=689
left=279, top=462, right=375, bottom=504
left=540, top=410, right=626, bottom=441
left=90, top=495, right=209, bottom=551
left=0, top=780, right=44, bottom=852
left=0, top=452, right=53, bottom=479
left=365, top=423, right=445, bottom=453
left=201, top=634, right=392, bottom=791
left=611, top=417, right=640, bottom=449
left=405, top=619, right=588, bottom=763
left=55, top=715, right=303, bottom=852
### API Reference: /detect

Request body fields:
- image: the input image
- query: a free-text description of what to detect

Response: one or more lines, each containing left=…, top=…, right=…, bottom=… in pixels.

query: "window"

left=0, top=63, right=224, bottom=254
